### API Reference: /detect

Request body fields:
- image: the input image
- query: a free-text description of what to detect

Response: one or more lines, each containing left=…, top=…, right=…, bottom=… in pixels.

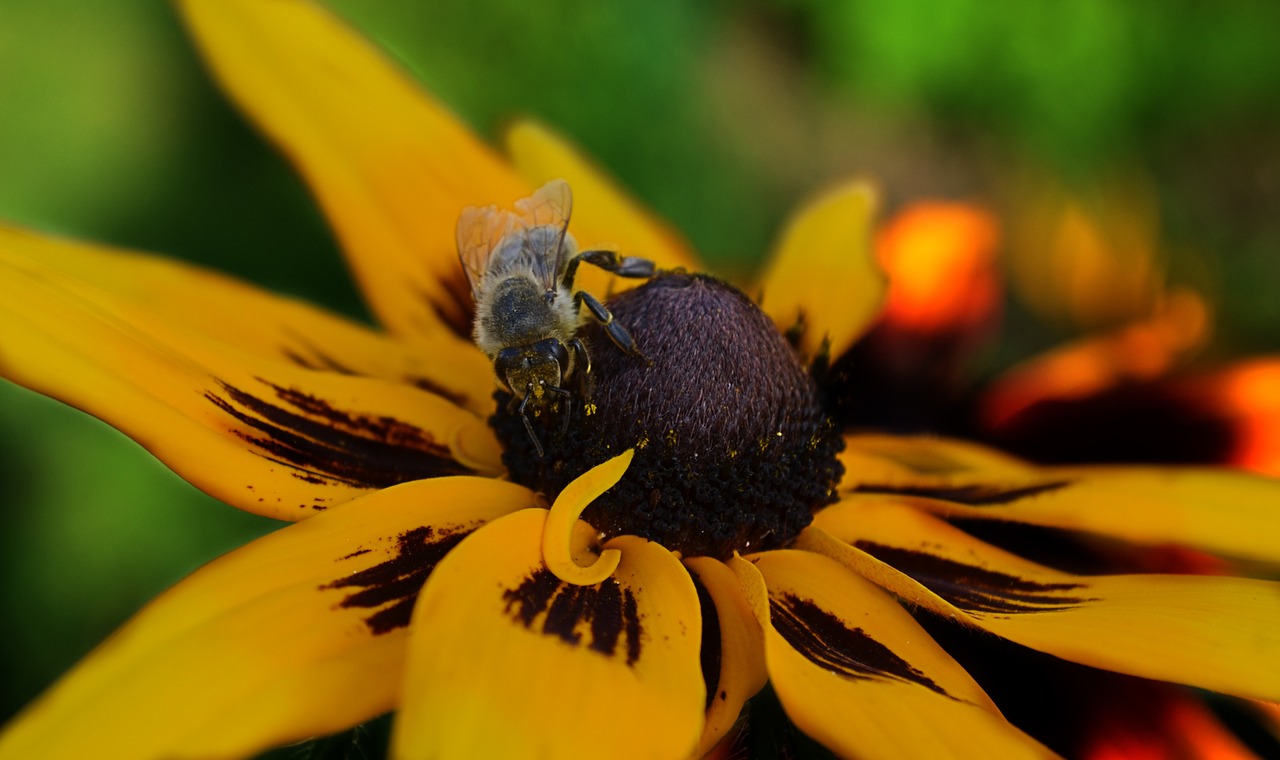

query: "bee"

left=457, top=179, right=655, bottom=456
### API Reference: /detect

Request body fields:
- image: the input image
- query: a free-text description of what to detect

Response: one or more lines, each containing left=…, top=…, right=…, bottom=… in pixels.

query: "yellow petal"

left=840, top=433, right=1035, bottom=488
left=841, top=434, right=1280, bottom=564
left=809, top=500, right=1280, bottom=702
left=684, top=557, right=767, bottom=759
left=504, top=120, right=701, bottom=291
left=0, top=477, right=537, bottom=760
left=177, top=0, right=530, bottom=340
left=395, top=510, right=704, bottom=760
left=0, top=223, right=494, bottom=416
left=729, top=551, right=1056, bottom=759
left=756, top=180, right=887, bottom=360
left=542, top=450, right=632, bottom=585
left=0, top=256, right=502, bottom=519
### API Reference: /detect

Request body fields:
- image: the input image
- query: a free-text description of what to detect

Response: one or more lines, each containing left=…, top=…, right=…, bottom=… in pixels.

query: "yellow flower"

left=2, top=1, right=1279, bottom=759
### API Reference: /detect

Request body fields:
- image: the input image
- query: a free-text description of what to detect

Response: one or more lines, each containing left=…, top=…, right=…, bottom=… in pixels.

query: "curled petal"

left=542, top=450, right=632, bottom=585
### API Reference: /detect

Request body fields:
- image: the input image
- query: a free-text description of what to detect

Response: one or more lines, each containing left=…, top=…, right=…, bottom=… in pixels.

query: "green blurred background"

left=2, top=0, right=1279, bottom=731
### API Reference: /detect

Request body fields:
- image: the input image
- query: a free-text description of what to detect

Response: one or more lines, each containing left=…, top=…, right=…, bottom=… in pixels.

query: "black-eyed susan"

left=1, top=1, right=1279, bottom=759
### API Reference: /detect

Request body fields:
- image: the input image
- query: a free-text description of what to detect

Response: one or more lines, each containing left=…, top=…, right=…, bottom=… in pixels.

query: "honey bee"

left=457, top=179, right=655, bottom=455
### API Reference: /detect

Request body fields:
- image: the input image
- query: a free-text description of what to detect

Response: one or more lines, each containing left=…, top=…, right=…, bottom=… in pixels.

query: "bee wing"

left=456, top=204, right=523, bottom=299
left=513, top=179, right=574, bottom=291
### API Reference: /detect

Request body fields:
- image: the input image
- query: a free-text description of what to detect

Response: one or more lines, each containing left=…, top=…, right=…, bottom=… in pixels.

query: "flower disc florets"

left=493, top=272, right=844, bottom=558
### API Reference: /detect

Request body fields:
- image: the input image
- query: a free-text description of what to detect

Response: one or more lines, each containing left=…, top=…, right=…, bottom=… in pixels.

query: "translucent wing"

left=513, top=178, right=574, bottom=290
left=455, top=180, right=575, bottom=298
left=456, top=203, right=523, bottom=299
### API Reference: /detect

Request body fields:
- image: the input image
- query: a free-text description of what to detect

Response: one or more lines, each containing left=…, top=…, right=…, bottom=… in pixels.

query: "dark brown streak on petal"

left=503, top=568, right=643, bottom=666
left=690, top=572, right=723, bottom=711
left=585, top=579, right=625, bottom=657
left=205, top=378, right=473, bottom=492
left=408, top=376, right=471, bottom=409
left=851, top=480, right=1071, bottom=506
left=544, top=583, right=592, bottom=646
left=507, top=567, right=560, bottom=628
left=278, top=335, right=473, bottom=409
left=770, top=593, right=954, bottom=699
left=418, top=277, right=474, bottom=339
left=280, top=344, right=358, bottom=375
left=855, top=540, right=1096, bottom=614
left=623, top=590, right=642, bottom=666
left=322, top=525, right=472, bottom=635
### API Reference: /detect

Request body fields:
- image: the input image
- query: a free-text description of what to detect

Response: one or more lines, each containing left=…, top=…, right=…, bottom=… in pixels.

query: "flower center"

left=492, top=273, right=844, bottom=558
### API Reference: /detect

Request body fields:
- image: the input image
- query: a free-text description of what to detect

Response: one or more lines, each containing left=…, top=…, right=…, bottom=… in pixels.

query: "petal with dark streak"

left=0, top=257, right=501, bottom=519
left=0, top=223, right=494, bottom=415
left=0, top=477, right=536, bottom=760
left=809, top=501, right=1280, bottom=702
left=730, top=551, right=1056, bottom=759
left=841, top=433, right=1280, bottom=564
left=684, top=557, right=767, bottom=758
left=395, top=510, right=704, bottom=760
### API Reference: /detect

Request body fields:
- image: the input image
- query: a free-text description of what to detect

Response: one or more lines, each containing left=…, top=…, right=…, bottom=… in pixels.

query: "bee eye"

left=532, top=338, right=570, bottom=375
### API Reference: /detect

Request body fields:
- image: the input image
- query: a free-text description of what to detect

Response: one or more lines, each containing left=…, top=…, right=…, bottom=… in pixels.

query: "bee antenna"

left=517, top=384, right=545, bottom=458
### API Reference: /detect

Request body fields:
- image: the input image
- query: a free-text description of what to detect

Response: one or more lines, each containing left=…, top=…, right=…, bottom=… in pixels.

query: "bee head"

left=495, top=338, right=572, bottom=401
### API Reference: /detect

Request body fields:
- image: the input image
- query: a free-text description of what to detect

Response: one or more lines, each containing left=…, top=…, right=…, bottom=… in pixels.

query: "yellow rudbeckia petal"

left=729, top=552, right=1057, bottom=759
left=0, top=223, right=494, bottom=415
left=756, top=181, right=886, bottom=361
left=841, top=434, right=1280, bottom=564
left=840, top=433, right=1034, bottom=488
left=0, top=257, right=502, bottom=520
left=809, top=501, right=1280, bottom=702
left=395, top=509, right=704, bottom=760
left=504, top=120, right=701, bottom=285
left=177, top=0, right=530, bottom=339
left=542, top=450, right=631, bottom=585
left=0, top=477, right=537, bottom=760
left=684, top=557, right=767, bottom=758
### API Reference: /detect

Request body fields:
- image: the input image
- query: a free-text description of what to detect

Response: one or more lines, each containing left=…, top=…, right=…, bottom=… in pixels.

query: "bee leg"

left=575, top=291, right=649, bottom=364
left=517, top=385, right=545, bottom=458
left=543, top=383, right=573, bottom=401
left=567, top=337, right=591, bottom=376
left=564, top=249, right=657, bottom=283
left=542, top=383, right=575, bottom=439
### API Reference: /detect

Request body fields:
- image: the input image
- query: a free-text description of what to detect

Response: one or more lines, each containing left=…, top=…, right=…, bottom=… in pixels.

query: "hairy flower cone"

left=494, top=273, right=844, bottom=558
